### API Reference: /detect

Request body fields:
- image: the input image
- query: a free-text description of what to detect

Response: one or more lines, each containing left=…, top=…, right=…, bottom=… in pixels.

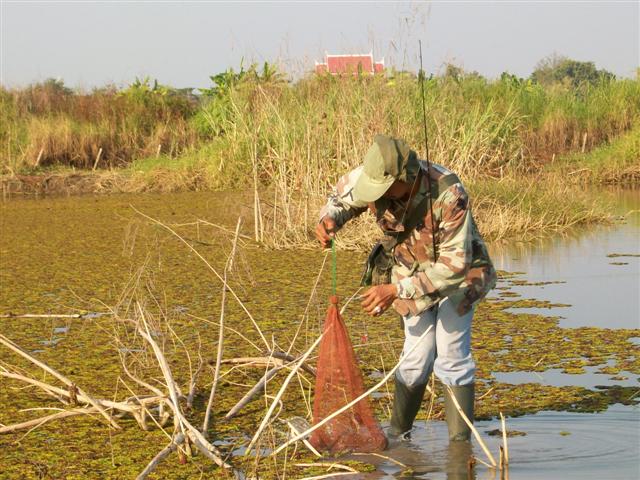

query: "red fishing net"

left=309, top=296, right=388, bottom=453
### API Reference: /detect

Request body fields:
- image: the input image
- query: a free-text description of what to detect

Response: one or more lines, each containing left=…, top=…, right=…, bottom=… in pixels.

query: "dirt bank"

left=0, top=172, right=126, bottom=196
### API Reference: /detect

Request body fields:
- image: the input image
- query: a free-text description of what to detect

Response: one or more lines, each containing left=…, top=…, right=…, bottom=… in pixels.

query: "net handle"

left=331, top=238, right=337, bottom=295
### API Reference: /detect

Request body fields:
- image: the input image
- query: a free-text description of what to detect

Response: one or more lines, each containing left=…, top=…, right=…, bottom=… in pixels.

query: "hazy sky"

left=1, top=1, right=638, bottom=89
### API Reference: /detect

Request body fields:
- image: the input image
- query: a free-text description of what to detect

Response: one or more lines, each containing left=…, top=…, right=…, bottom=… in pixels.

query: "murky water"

left=1, top=188, right=639, bottom=479
left=358, top=187, right=640, bottom=479
left=488, top=188, right=639, bottom=330
left=357, top=404, right=640, bottom=480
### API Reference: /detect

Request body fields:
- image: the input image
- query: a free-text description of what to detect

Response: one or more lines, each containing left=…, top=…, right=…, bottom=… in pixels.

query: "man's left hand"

left=361, top=284, right=398, bottom=316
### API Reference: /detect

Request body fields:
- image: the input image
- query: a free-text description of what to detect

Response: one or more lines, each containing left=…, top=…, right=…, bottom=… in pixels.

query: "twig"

left=500, top=412, right=509, bottom=465
left=136, top=433, right=185, bottom=480
left=294, top=462, right=357, bottom=472
left=0, top=333, right=120, bottom=429
left=474, top=456, right=493, bottom=469
left=287, top=420, right=321, bottom=457
left=339, top=287, right=364, bottom=315
left=186, top=358, right=203, bottom=410
left=477, top=386, right=496, bottom=401
left=0, top=407, right=96, bottom=434
left=245, top=332, right=325, bottom=455
left=0, top=370, right=163, bottom=414
left=203, top=217, right=242, bottom=435
left=196, top=219, right=252, bottom=240
left=187, top=314, right=262, bottom=353
left=270, top=351, right=316, bottom=376
left=34, top=148, right=44, bottom=167
left=444, top=385, right=496, bottom=467
left=0, top=313, right=105, bottom=319
left=132, top=206, right=270, bottom=351
left=296, top=473, right=357, bottom=480
left=220, top=356, right=285, bottom=367
left=225, top=366, right=283, bottom=419
left=286, top=252, right=328, bottom=354
left=92, top=147, right=103, bottom=171
left=351, top=452, right=407, bottom=468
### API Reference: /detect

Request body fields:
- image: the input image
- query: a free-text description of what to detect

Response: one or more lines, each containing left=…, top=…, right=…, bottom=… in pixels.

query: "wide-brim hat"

left=352, top=135, right=418, bottom=203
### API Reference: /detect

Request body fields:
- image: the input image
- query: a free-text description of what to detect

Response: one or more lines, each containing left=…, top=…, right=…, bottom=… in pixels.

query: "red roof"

left=315, top=53, right=384, bottom=75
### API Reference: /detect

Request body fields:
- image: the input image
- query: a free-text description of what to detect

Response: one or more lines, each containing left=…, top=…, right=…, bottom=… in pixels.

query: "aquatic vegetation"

left=0, top=193, right=638, bottom=478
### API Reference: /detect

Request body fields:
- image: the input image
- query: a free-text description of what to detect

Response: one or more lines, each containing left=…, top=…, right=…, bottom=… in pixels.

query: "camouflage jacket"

left=319, top=161, right=497, bottom=317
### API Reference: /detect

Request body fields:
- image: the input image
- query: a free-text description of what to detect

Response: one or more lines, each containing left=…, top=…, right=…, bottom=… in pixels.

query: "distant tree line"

left=442, top=53, right=616, bottom=87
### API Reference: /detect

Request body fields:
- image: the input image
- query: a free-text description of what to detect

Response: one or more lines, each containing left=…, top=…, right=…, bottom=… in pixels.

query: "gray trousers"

left=396, top=297, right=475, bottom=388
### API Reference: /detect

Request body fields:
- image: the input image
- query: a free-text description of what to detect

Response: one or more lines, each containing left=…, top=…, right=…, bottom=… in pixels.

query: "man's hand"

left=315, top=216, right=337, bottom=248
left=361, top=284, right=398, bottom=316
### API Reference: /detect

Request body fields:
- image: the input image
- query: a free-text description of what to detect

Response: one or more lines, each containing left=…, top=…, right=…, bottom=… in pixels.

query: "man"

left=315, top=134, right=496, bottom=442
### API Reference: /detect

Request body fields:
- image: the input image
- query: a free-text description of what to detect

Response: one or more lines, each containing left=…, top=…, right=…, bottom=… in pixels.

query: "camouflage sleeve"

left=396, top=184, right=473, bottom=304
left=318, top=166, right=369, bottom=229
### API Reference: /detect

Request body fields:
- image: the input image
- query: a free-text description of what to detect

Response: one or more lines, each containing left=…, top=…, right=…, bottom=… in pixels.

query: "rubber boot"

left=443, top=384, right=474, bottom=442
left=447, top=440, right=473, bottom=480
left=389, top=377, right=428, bottom=439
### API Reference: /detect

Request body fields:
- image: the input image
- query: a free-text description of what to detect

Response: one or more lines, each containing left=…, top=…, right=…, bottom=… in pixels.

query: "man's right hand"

left=315, top=217, right=337, bottom=248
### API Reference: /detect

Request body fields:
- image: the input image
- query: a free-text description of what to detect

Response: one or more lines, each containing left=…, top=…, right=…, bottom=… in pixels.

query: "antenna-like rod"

left=419, top=40, right=431, bottom=169
left=418, top=40, right=438, bottom=263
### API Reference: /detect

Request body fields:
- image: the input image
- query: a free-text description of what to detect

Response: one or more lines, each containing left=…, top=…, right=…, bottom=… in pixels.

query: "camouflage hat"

left=353, top=135, right=418, bottom=202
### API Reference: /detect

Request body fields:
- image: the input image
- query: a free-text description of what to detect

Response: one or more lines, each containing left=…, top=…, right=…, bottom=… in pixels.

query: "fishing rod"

left=418, top=40, right=439, bottom=265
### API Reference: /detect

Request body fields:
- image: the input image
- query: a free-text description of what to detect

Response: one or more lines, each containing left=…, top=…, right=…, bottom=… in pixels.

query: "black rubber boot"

left=443, top=384, right=474, bottom=442
left=389, top=377, right=428, bottom=439
left=447, top=440, right=473, bottom=480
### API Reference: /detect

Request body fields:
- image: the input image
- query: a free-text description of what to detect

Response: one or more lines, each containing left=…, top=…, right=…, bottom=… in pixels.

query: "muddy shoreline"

left=1, top=172, right=120, bottom=196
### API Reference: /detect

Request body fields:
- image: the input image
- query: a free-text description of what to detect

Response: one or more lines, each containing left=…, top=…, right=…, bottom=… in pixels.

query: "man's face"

left=382, top=180, right=411, bottom=200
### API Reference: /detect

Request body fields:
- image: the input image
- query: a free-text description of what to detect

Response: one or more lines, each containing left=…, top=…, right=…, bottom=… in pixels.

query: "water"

left=493, top=367, right=639, bottom=388
left=356, top=404, right=640, bottom=480
left=488, top=188, right=640, bottom=330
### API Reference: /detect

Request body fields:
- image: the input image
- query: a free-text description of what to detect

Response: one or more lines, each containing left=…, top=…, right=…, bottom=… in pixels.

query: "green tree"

left=531, top=54, right=615, bottom=87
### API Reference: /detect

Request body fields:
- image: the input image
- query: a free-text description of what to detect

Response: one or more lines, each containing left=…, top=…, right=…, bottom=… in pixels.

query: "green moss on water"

left=1, top=194, right=638, bottom=478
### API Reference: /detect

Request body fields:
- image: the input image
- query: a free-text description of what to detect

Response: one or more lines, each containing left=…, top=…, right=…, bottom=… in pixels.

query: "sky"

left=1, top=1, right=638, bottom=89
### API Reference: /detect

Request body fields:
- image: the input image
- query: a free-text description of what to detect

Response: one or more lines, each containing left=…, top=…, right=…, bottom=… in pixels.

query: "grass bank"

left=547, top=126, right=640, bottom=185
left=2, top=70, right=637, bottom=246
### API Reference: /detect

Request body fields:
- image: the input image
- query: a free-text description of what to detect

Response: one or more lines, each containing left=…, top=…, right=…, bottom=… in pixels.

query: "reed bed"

left=0, top=79, right=198, bottom=172
left=3, top=72, right=638, bottom=178
left=1, top=70, right=636, bottom=245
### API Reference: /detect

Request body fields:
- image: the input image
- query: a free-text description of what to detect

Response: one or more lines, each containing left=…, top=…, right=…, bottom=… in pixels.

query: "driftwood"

left=0, top=333, right=120, bottom=429
left=225, top=365, right=283, bottom=419
left=223, top=350, right=317, bottom=420
left=245, top=332, right=324, bottom=455
left=219, top=352, right=316, bottom=376
left=136, top=433, right=185, bottom=480
left=0, top=407, right=97, bottom=434
left=135, top=304, right=236, bottom=473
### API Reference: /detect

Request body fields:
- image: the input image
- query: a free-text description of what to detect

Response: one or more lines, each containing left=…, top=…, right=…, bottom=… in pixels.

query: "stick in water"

left=245, top=331, right=325, bottom=455
left=445, top=385, right=496, bottom=467
left=500, top=412, right=509, bottom=465
left=202, top=217, right=242, bottom=435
